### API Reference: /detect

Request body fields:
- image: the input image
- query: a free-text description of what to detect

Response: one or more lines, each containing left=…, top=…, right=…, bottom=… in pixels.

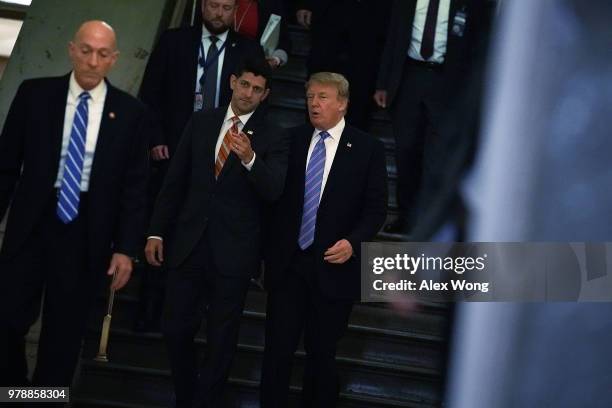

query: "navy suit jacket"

left=264, top=123, right=388, bottom=300
left=377, top=0, right=494, bottom=106
left=147, top=106, right=289, bottom=276
left=0, top=74, right=150, bottom=272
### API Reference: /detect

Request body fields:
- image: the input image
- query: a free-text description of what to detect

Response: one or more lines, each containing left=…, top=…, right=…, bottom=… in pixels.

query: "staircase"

left=71, top=23, right=450, bottom=408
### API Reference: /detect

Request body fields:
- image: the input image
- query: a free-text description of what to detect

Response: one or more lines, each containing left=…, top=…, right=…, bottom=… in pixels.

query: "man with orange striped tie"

left=144, top=56, right=288, bottom=408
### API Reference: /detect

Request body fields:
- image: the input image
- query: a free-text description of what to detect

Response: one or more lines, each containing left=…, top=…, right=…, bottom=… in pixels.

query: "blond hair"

left=305, top=72, right=350, bottom=100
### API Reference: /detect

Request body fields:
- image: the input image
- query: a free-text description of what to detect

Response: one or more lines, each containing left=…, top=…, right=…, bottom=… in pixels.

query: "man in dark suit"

left=195, top=0, right=290, bottom=68
left=374, top=0, right=492, bottom=234
left=0, top=21, right=150, bottom=387
left=260, top=72, right=388, bottom=407
left=144, top=57, right=288, bottom=408
left=136, top=0, right=265, bottom=331
left=296, top=0, right=390, bottom=131
left=140, top=0, right=265, bottom=160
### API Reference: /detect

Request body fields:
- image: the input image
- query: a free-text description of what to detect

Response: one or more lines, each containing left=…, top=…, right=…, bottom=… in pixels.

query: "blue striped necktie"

left=57, top=91, right=90, bottom=224
left=298, top=131, right=330, bottom=250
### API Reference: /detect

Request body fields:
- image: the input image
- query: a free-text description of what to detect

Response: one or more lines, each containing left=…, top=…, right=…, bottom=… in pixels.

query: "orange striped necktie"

left=215, top=115, right=240, bottom=178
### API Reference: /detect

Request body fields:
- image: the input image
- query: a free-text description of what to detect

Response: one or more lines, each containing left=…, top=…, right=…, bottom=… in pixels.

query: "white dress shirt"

left=305, top=118, right=345, bottom=204
left=408, top=0, right=451, bottom=64
left=196, top=27, right=228, bottom=108
left=54, top=72, right=107, bottom=191
left=216, top=105, right=256, bottom=170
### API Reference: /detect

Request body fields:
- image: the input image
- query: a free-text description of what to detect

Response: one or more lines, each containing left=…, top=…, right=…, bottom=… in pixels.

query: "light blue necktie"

left=57, top=91, right=90, bottom=224
left=298, top=131, right=330, bottom=249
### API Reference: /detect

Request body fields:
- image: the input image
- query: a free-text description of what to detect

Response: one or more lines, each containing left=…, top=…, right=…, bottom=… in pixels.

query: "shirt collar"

left=202, top=25, right=229, bottom=43
left=69, top=71, right=107, bottom=103
left=314, top=117, right=346, bottom=141
left=225, top=104, right=254, bottom=127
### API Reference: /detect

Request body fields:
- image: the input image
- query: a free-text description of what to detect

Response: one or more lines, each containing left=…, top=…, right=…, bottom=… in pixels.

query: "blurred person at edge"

left=447, top=1, right=612, bottom=408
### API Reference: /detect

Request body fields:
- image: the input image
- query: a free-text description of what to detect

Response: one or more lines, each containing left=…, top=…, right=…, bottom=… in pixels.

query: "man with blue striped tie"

left=0, top=21, right=152, bottom=388
left=261, top=72, right=388, bottom=407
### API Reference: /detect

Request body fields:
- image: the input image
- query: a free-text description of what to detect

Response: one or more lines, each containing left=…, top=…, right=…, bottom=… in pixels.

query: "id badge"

left=452, top=8, right=467, bottom=37
left=194, top=92, right=203, bottom=112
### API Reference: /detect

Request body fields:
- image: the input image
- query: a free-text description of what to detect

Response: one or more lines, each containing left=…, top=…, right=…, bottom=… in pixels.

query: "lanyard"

left=197, top=38, right=228, bottom=96
left=198, top=38, right=228, bottom=73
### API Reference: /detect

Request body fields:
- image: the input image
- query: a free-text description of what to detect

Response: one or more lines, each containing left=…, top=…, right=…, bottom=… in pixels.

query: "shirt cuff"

left=272, top=49, right=288, bottom=66
left=242, top=152, right=256, bottom=171
left=147, top=236, right=163, bottom=241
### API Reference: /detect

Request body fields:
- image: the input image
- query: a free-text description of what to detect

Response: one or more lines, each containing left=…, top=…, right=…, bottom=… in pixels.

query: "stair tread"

left=75, top=361, right=441, bottom=407
left=83, top=326, right=442, bottom=377
left=103, top=290, right=446, bottom=341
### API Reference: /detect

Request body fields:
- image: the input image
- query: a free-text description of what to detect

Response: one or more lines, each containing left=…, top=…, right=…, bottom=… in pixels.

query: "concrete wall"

left=0, top=0, right=176, bottom=130
left=0, top=56, right=7, bottom=78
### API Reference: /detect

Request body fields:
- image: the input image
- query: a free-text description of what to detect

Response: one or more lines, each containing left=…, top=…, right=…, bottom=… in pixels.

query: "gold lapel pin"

left=109, top=112, right=116, bottom=119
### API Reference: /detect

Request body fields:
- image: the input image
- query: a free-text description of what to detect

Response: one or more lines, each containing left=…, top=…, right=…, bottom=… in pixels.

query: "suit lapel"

left=240, top=106, right=266, bottom=149
left=400, top=0, right=419, bottom=54
left=405, top=0, right=418, bottom=26
left=49, top=75, right=71, bottom=177
left=219, top=31, right=239, bottom=104
left=447, top=0, right=463, bottom=44
left=211, top=108, right=234, bottom=183
left=89, top=82, right=119, bottom=190
left=318, top=126, right=353, bottom=210
left=295, top=125, right=314, bottom=204
left=216, top=106, right=266, bottom=183
left=184, top=26, right=201, bottom=105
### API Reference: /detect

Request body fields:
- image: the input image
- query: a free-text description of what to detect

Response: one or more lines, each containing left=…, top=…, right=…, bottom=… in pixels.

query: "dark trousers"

left=0, top=193, right=100, bottom=389
left=260, top=249, right=353, bottom=408
left=307, top=0, right=390, bottom=131
left=162, top=235, right=251, bottom=408
left=390, top=59, right=450, bottom=228
left=136, top=161, right=170, bottom=330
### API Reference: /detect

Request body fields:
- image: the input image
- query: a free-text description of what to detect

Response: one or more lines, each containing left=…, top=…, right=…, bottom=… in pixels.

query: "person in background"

left=296, top=0, right=391, bottom=131
left=374, top=0, right=493, bottom=235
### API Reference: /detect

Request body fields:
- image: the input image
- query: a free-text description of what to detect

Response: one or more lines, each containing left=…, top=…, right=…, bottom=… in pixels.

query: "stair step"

left=74, top=361, right=440, bottom=408
left=287, top=23, right=311, bottom=58
left=273, top=55, right=308, bottom=82
left=82, top=326, right=442, bottom=379
left=101, top=287, right=447, bottom=342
